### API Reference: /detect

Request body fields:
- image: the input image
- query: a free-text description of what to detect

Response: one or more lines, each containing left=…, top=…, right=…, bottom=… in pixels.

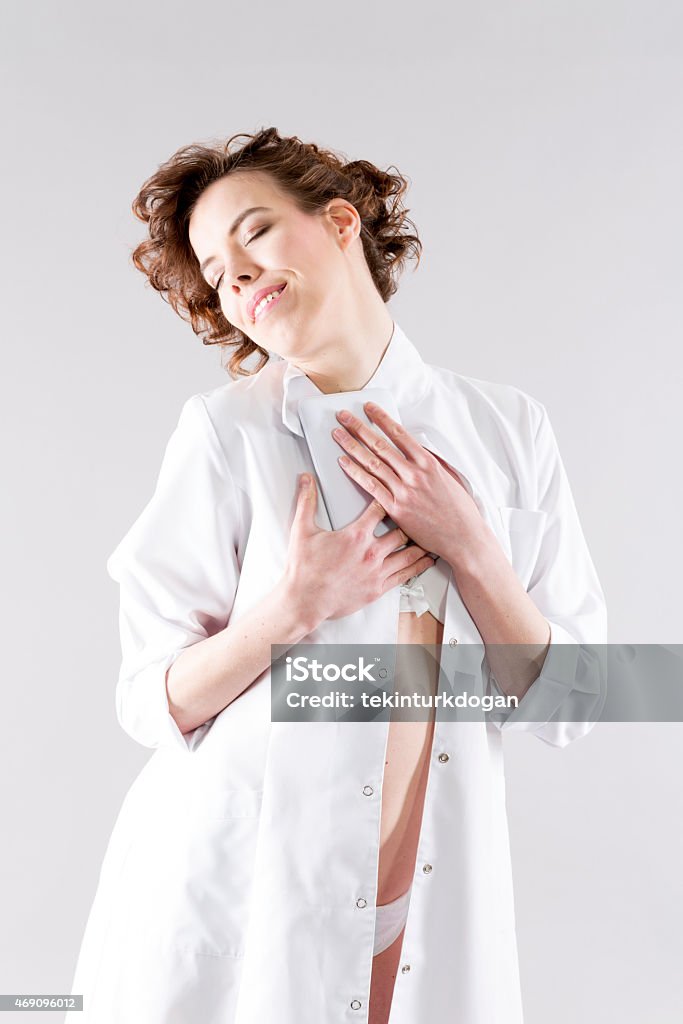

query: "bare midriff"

left=369, top=608, right=443, bottom=1023
left=376, top=608, right=442, bottom=905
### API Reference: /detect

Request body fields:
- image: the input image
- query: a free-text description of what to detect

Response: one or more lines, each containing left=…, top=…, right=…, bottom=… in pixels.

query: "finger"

left=332, top=419, right=403, bottom=487
left=292, top=473, right=318, bottom=535
left=337, top=451, right=396, bottom=510
left=361, top=401, right=431, bottom=465
left=382, top=553, right=436, bottom=593
left=350, top=497, right=390, bottom=535
left=375, top=525, right=411, bottom=556
left=383, top=544, right=434, bottom=579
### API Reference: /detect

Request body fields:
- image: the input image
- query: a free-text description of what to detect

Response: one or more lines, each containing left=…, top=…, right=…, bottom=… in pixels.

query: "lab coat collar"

left=280, top=321, right=431, bottom=437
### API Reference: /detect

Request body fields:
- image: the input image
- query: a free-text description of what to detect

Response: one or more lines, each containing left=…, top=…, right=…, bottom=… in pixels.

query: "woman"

left=68, top=127, right=607, bottom=1024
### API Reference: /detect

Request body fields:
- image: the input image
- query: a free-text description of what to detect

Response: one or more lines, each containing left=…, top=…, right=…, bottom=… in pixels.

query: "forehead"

left=189, top=170, right=289, bottom=240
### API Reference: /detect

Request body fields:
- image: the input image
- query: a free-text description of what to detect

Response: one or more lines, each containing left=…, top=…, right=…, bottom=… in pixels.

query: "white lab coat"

left=67, top=321, right=607, bottom=1023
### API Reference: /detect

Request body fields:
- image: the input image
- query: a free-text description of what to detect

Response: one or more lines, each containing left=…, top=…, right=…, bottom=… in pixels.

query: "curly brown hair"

left=130, top=126, right=423, bottom=378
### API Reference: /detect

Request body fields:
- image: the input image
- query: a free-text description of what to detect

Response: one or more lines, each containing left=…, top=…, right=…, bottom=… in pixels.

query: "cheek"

left=281, top=224, right=332, bottom=277
left=277, top=233, right=313, bottom=270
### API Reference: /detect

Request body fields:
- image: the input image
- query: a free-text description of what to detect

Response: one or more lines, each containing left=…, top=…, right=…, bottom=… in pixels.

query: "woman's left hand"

left=331, top=401, right=489, bottom=566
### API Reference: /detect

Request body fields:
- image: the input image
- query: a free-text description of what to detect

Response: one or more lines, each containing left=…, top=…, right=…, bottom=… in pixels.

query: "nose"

left=220, top=247, right=261, bottom=300
left=231, top=273, right=252, bottom=294
left=223, top=251, right=259, bottom=293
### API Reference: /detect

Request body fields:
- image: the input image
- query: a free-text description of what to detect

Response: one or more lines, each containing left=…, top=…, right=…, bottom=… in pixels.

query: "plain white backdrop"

left=1, top=1, right=681, bottom=1021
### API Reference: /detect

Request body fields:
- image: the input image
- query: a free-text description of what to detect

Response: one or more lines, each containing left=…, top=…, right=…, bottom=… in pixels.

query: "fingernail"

left=301, top=474, right=310, bottom=487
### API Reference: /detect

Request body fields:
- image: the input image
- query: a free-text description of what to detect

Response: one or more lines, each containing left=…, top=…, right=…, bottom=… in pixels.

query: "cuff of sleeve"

left=116, top=648, right=210, bottom=753
left=487, top=619, right=581, bottom=732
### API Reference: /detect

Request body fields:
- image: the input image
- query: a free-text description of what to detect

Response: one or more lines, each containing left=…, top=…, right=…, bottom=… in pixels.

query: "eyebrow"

left=199, top=206, right=273, bottom=275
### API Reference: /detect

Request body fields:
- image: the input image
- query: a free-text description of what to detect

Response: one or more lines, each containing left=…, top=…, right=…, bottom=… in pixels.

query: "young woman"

left=67, top=127, right=607, bottom=1024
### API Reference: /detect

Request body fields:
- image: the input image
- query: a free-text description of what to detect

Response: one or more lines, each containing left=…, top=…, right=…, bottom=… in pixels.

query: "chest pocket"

left=496, top=506, right=547, bottom=590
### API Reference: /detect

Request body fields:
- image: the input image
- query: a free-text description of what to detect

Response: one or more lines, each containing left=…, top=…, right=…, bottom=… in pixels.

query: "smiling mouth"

left=252, top=283, right=287, bottom=322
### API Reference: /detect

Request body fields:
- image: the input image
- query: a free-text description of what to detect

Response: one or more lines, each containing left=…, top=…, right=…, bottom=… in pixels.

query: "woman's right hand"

left=282, top=472, right=436, bottom=627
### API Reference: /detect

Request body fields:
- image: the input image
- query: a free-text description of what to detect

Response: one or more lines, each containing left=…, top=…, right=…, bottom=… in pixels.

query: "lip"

left=247, top=283, right=287, bottom=322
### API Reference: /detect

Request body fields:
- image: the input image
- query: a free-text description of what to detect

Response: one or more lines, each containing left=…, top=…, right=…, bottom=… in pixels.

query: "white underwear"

left=399, top=559, right=449, bottom=621
left=373, top=885, right=412, bottom=956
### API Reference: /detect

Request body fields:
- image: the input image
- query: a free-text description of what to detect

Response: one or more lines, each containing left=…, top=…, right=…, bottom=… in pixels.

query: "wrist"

left=443, top=519, right=501, bottom=581
left=274, top=573, right=324, bottom=640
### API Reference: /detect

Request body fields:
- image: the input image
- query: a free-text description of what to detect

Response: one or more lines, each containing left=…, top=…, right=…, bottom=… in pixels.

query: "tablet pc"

left=297, top=387, right=404, bottom=540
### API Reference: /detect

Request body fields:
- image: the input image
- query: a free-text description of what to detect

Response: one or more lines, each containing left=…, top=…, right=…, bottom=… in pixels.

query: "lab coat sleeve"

left=105, top=394, right=241, bottom=753
left=487, top=400, right=608, bottom=748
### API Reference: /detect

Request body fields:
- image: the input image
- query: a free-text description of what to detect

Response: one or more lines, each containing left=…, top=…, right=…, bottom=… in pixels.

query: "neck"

left=292, top=293, right=395, bottom=395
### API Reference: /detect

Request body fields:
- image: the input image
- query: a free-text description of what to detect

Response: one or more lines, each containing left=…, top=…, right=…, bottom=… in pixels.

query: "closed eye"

left=212, top=226, right=270, bottom=292
left=247, top=226, right=269, bottom=244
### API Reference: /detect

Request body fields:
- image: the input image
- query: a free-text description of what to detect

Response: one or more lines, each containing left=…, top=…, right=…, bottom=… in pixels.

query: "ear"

left=325, top=198, right=361, bottom=251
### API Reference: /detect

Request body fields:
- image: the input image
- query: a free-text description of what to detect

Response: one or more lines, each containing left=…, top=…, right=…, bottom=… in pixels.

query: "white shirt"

left=68, top=320, right=607, bottom=1023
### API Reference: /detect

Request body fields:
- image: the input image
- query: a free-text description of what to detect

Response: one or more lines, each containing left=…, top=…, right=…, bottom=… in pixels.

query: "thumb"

left=293, top=473, right=317, bottom=534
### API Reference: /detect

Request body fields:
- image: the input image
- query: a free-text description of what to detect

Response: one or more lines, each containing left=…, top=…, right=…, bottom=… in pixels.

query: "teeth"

left=254, top=287, right=284, bottom=318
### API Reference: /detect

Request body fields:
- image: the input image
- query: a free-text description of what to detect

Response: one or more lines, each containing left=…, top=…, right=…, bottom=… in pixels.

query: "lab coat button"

left=401, top=964, right=411, bottom=974
left=356, top=897, right=367, bottom=908
left=362, top=785, right=374, bottom=796
left=438, top=752, right=449, bottom=763
left=422, top=863, right=433, bottom=874
left=350, top=998, right=362, bottom=1010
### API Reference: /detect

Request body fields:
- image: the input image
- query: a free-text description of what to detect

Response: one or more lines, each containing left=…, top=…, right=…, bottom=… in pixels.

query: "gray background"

left=1, top=1, right=682, bottom=1021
